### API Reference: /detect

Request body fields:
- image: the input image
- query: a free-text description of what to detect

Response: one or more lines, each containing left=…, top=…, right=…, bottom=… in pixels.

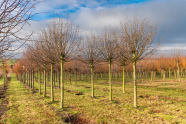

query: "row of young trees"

left=13, top=16, right=161, bottom=108
left=0, top=0, right=43, bottom=90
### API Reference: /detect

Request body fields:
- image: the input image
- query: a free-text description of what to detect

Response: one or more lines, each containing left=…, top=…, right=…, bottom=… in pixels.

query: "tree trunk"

left=169, top=67, right=171, bottom=78
left=109, top=59, right=112, bottom=101
left=53, top=72, right=55, bottom=87
left=70, top=72, right=71, bottom=84
left=39, top=69, right=41, bottom=95
left=91, top=62, right=94, bottom=97
left=101, top=73, right=103, bottom=80
left=32, top=70, right=34, bottom=92
left=60, top=58, right=64, bottom=108
left=151, top=71, right=153, bottom=81
left=75, top=70, right=77, bottom=85
left=123, top=64, right=125, bottom=93
left=133, top=52, right=137, bottom=108
left=30, top=72, right=32, bottom=89
left=177, top=62, right=180, bottom=82
left=51, top=63, right=54, bottom=102
left=27, top=72, right=28, bottom=86
left=44, top=65, right=46, bottom=97
left=3, top=63, right=5, bottom=89
left=29, top=71, right=30, bottom=88
left=174, top=70, right=176, bottom=78
left=58, top=70, right=60, bottom=88
left=47, top=73, right=49, bottom=84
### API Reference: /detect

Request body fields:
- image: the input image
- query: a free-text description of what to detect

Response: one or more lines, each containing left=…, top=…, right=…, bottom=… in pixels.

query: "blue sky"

left=13, top=0, right=186, bottom=58
left=33, top=0, right=151, bottom=20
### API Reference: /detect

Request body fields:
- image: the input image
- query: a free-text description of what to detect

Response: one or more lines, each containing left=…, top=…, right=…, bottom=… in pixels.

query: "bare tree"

left=116, top=55, right=129, bottom=93
left=80, top=33, right=101, bottom=97
left=38, top=17, right=81, bottom=108
left=0, top=0, right=43, bottom=58
left=37, top=29, right=58, bottom=102
left=173, top=49, right=182, bottom=82
left=24, top=43, right=47, bottom=96
left=120, top=17, right=161, bottom=107
left=100, top=26, right=119, bottom=101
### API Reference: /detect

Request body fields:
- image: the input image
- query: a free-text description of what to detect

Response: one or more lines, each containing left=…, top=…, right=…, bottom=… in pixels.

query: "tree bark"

left=58, top=70, right=60, bottom=88
left=3, top=63, right=5, bottom=89
left=109, top=59, right=112, bottom=101
left=75, top=69, right=77, bottom=85
left=39, top=69, right=41, bottom=95
left=44, top=65, right=46, bottom=97
left=91, top=62, right=94, bottom=97
left=60, top=58, right=64, bottom=108
left=27, top=72, right=28, bottom=86
left=32, top=70, right=34, bottom=91
left=133, top=52, right=137, bottom=108
left=123, top=64, right=125, bottom=93
left=51, top=63, right=54, bottom=102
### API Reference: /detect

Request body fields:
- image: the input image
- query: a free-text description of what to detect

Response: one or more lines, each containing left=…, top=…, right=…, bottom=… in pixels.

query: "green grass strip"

left=1, top=74, right=64, bottom=124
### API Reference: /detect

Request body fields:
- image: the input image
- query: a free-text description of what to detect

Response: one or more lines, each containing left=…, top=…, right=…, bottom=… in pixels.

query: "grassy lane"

left=32, top=78, right=186, bottom=123
left=1, top=74, right=65, bottom=124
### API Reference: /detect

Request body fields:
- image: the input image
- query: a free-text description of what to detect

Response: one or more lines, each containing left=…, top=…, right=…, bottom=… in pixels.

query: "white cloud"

left=6, top=0, right=186, bottom=58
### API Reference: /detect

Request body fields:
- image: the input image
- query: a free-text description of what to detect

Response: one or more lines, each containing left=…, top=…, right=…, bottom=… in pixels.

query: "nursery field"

left=2, top=74, right=185, bottom=124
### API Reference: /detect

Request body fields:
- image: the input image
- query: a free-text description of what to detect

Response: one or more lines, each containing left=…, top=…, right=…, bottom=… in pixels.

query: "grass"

left=10, top=60, right=16, bottom=66
left=0, top=78, right=3, bottom=86
left=29, top=75, right=186, bottom=123
left=1, top=74, right=65, bottom=124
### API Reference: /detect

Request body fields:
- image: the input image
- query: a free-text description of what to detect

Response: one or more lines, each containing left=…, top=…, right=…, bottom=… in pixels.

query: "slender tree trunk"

left=60, top=58, right=64, bottom=108
left=39, top=69, right=41, bottom=95
left=109, top=59, right=112, bottom=101
left=151, top=71, right=153, bottom=81
left=169, top=67, right=171, bottom=78
left=51, top=63, right=54, bottom=102
left=101, top=73, right=103, bottom=80
left=37, top=71, right=38, bottom=81
left=29, top=71, right=30, bottom=88
left=58, top=70, right=60, bottom=88
left=177, top=62, right=180, bottom=82
left=123, top=64, right=125, bottom=93
left=75, top=69, right=77, bottom=85
left=53, top=72, right=55, bottom=87
left=27, top=72, right=28, bottom=86
left=44, top=65, right=46, bottom=97
left=69, top=71, right=71, bottom=84
left=133, top=52, right=137, bottom=108
left=31, top=71, right=32, bottom=88
left=163, top=70, right=165, bottom=80
left=91, top=62, right=94, bottom=97
left=32, top=70, right=34, bottom=92
left=3, top=63, right=5, bottom=89
left=23, top=73, right=24, bottom=83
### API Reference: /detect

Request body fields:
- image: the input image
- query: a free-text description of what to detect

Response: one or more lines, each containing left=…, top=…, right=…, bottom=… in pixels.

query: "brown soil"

left=0, top=82, right=9, bottom=122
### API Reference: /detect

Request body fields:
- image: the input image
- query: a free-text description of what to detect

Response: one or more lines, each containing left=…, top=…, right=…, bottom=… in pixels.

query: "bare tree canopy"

left=0, top=0, right=43, bottom=58
left=81, top=33, right=101, bottom=65
left=119, top=17, right=161, bottom=61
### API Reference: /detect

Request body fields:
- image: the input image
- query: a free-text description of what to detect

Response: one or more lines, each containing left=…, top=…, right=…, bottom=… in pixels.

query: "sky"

left=12, top=0, right=186, bottom=58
